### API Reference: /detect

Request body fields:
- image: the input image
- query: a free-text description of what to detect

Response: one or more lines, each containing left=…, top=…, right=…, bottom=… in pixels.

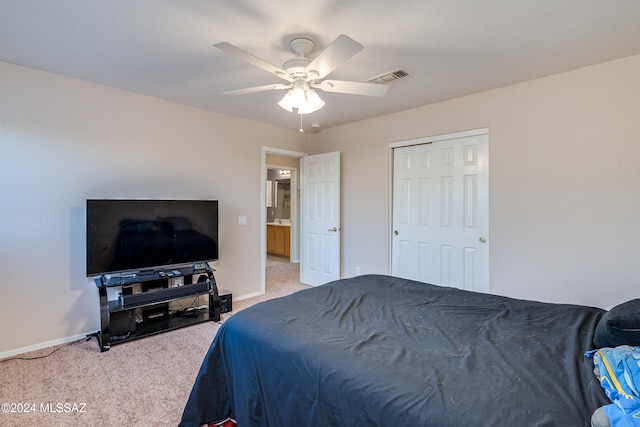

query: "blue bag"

left=590, top=346, right=640, bottom=426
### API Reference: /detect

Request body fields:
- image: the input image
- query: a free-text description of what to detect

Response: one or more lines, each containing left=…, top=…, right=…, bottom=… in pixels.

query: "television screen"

left=86, top=199, right=219, bottom=276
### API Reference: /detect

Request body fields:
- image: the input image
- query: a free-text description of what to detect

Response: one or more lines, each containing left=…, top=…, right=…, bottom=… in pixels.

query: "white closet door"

left=392, top=132, right=489, bottom=292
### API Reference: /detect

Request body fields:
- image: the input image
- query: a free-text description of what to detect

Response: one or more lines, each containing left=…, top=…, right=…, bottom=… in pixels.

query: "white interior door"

left=391, top=132, right=489, bottom=292
left=301, top=151, right=341, bottom=286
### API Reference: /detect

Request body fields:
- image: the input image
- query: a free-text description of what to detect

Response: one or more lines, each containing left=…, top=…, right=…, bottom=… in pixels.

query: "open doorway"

left=266, top=166, right=295, bottom=265
left=261, top=147, right=307, bottom=295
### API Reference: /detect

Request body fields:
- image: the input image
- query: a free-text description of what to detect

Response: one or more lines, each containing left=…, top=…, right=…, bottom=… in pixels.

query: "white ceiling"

left=1, top=0, right=640, bottom=132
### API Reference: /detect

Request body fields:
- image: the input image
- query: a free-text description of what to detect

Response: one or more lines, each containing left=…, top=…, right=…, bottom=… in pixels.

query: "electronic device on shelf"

left=86, top=199, right=222, bottom=351
left=86, top=199, right=219, bottom=277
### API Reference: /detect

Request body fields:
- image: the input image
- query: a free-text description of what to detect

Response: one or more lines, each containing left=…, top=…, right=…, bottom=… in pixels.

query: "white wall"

left=310, top=54, right=640, bottom=310
left=0, top=62, right=307, bottom=355
left=2, top=54, right=639, bottom=356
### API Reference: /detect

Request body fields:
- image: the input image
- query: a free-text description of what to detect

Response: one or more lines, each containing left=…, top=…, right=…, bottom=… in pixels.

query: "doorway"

left=266, top=166, right=295, bottom=265
left=261, top=147, right=307, bottom=295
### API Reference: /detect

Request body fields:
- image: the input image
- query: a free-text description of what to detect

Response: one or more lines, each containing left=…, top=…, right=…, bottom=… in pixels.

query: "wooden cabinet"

left=267, top=225, right=276, bottom=253
left=267, top=224, right=290, bottom=257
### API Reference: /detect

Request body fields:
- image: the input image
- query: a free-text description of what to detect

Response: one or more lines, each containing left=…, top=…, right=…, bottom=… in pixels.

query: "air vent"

left=366, top=68, right=411, bottom=84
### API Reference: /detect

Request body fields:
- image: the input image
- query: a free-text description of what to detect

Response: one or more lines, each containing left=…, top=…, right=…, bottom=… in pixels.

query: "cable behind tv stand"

left=94, top=264, right=221, bottom=352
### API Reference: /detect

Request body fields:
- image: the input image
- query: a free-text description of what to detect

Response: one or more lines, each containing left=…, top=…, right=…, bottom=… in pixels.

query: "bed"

left=180, top=274, right=614, bottom=427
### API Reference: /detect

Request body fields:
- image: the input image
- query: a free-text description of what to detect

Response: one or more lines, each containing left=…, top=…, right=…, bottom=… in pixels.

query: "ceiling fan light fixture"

left=277, top=89, right=297, bottom=112
left=216, top=34, right=379, bottom=123
left=278, top=85, right=325, bottom=115
left=296, top=89, right=325, bottom=114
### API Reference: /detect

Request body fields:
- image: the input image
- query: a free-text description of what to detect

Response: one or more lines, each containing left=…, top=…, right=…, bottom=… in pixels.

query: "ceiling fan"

left=214, top=34, right=389, bottom=114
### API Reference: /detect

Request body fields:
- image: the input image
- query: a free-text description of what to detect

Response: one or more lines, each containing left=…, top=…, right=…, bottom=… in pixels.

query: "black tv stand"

left=135, top=269, right=157, bottom=278
left=94, top=264, right=221, bottom=352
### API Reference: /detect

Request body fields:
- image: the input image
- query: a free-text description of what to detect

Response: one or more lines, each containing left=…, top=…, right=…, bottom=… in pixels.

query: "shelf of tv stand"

left=100, top=265, right=207, bottom=287
left=108, top=305, right=213, bottom=347
left=95, top=265, right=221, bottom=352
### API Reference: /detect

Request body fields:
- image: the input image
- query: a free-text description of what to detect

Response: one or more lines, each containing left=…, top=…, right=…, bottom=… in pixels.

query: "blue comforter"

left=180, top=275, right=609, bottom=426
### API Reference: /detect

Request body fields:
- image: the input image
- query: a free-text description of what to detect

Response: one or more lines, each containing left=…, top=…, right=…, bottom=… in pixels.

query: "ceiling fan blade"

left=306, top=34, right=363, bottom=79
left=223, top=83, right=291, bottom=96
left=315, top=80, right=389, bottom=97
left=214, top=42, right=292, bottom=82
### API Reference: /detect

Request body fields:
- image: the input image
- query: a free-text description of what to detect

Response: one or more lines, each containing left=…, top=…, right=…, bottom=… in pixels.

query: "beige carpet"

left=0, top=263, right=308, bottom=427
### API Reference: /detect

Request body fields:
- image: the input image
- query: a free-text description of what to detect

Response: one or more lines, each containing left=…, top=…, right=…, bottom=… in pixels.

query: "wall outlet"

left=355, top=266, right=361, bottom=275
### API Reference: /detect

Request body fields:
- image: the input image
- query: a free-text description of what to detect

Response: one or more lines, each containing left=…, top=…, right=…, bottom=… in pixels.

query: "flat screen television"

left=86, top=199, right=219, bottom=276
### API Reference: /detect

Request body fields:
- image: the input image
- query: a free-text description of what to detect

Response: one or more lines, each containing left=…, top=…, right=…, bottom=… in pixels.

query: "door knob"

left=394, top=230, right=399, bottom=235
left=328, top=227, right=339, bottom=232
left=479, top=236, right=487, bottom=243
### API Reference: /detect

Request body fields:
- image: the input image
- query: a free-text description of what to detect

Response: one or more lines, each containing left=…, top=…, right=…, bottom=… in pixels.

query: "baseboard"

left=233, top=291, right=263, bottom=301
left=0, top=331, right=96, bottom=360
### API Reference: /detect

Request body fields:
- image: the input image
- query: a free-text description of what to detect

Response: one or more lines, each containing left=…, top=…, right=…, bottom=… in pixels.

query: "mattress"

left=180, top=274, right=609, bottom=426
